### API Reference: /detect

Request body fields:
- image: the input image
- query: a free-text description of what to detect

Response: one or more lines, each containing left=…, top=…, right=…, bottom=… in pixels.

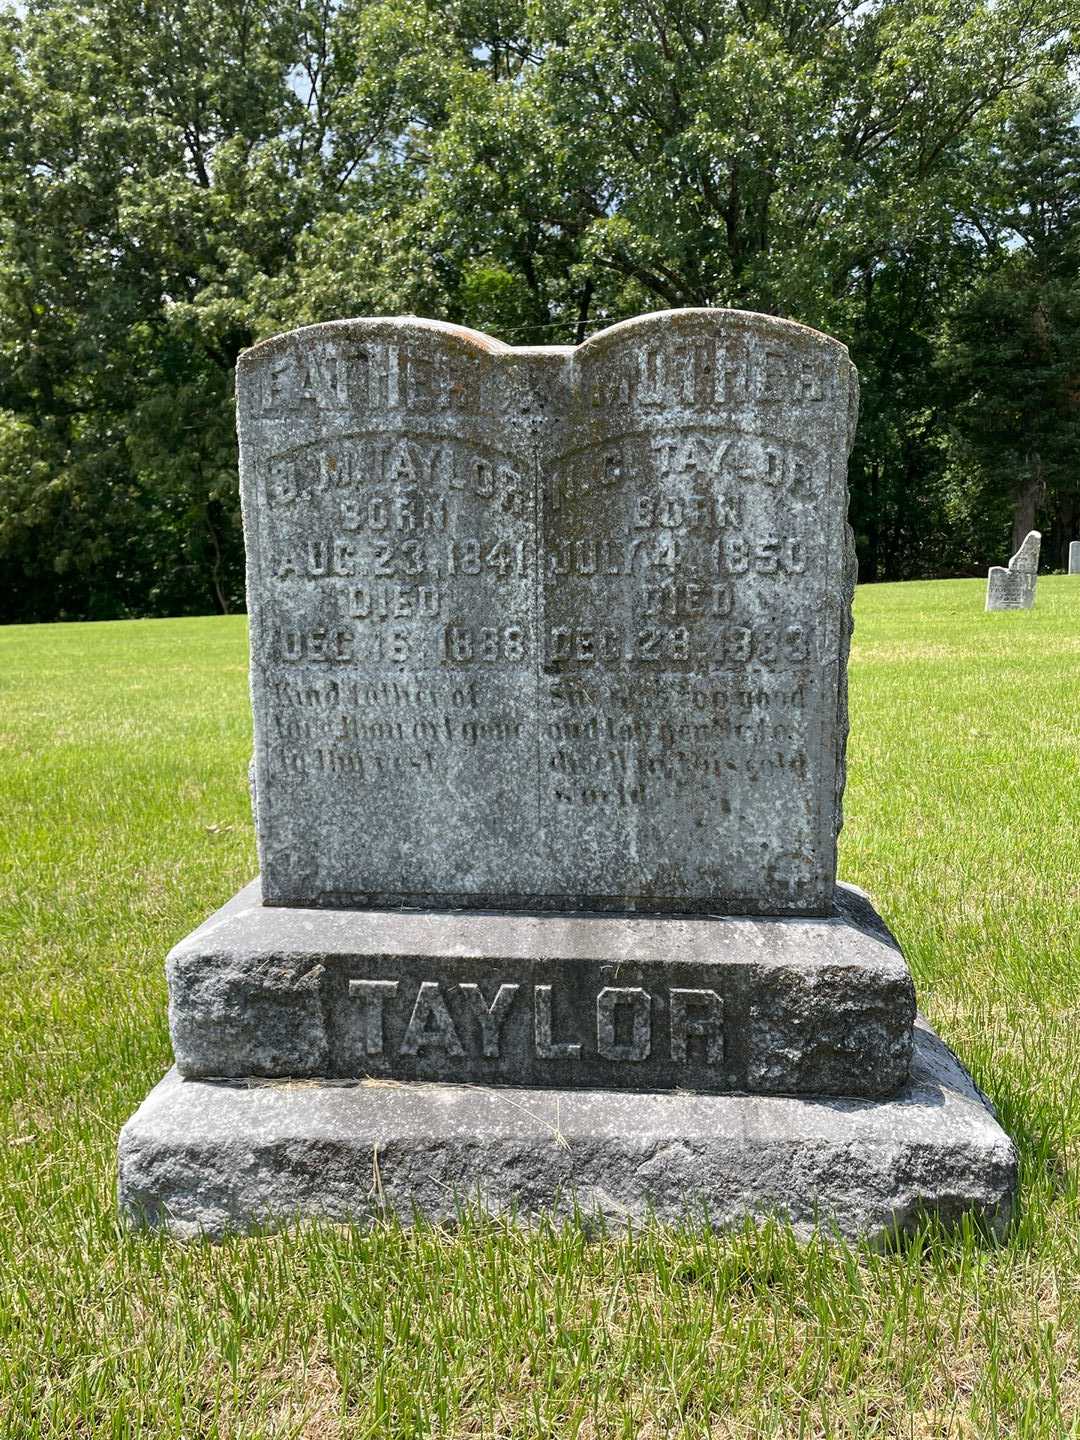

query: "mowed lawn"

left=1, top=578, right=1079, bottom=1439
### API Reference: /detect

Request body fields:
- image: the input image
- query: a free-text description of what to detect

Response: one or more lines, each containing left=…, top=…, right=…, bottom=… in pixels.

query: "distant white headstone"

left=986, top=530, right=1040, bottom=611
left=1069, top=540, right=1080, bottom=575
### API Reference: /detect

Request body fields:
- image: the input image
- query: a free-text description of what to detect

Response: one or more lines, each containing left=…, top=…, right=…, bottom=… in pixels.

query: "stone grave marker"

left=1068, top=540, right=1080, bottom=575
left=118, top=310, right=1017, bottom=1242
left=241, top=312, right=854, bottom=916
left=987, top=529, right=1041, bottom=610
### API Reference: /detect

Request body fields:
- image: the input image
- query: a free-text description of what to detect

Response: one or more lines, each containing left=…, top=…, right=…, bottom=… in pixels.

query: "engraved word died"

left=238, top=309, right=859, bottom=915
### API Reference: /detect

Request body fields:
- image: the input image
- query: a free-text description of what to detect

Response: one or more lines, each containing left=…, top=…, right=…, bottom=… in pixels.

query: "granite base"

left=118, top=1019, right=1016, bottom=1244
left=167, top=880, right=915, bottom=1097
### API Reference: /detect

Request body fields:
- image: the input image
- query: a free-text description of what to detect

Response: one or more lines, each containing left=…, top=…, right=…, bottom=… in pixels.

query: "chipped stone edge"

left=118, top=1018, right=1017, bottom=1245
left=163, top=878, right=916, bottom=1094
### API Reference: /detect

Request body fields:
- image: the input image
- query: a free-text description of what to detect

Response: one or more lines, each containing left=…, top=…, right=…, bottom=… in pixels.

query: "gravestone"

left=118, top=310, right=1016, bottom=1242
left=1069, top=540, right=1080, bottom=575
left=987, top=529, right=1041, bottom=611
left=242, top=312, right=853, bottom=916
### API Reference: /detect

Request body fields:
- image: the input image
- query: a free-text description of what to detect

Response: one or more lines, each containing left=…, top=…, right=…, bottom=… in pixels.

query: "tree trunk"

left=1054, top=496, right=1078, bottom=568
left=859, top=462, right=880, bottom=583
left=1012, top=456, right=1044, bottom=553
left=574, top=279, right=594, bottom=346
left=205, top=507, right=230, bottom=615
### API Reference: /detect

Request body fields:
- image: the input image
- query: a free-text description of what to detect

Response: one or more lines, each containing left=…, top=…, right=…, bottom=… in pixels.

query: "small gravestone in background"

left=1069, top=540, right=1080, bottom=575
left=987, top=529, right=1041, bottom=611
left=118, top=310, right=1016, bottom=1242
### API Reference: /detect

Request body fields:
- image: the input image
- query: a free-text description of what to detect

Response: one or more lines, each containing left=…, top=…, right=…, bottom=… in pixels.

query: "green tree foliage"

left=0, top=0, right=456, bottom=619
left=0, top=0, right=1073, bottom=618
left=940, top=78, right=1080, bottom=568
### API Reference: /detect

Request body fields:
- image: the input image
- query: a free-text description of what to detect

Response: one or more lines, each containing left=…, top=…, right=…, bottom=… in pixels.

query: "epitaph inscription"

left=238, top=311, right=859, bottom=914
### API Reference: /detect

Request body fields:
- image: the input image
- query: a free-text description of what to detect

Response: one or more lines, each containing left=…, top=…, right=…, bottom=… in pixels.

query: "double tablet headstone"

left=118, top=310, right=1016, bottom=1240
left=242, top=311, right=855, bottom=916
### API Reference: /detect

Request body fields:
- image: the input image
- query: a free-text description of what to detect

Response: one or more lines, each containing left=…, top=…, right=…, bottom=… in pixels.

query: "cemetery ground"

left=1, top=578, right=1078, bottom=1440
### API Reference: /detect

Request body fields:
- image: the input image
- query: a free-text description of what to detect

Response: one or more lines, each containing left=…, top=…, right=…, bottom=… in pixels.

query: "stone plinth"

left=167, top=880, right=915, bottom=1098
left=117, top=1019, right=1016, bottom=1244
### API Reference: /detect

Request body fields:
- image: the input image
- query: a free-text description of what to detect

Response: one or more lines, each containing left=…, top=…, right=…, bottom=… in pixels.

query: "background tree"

left=0, top=0, right=1073, bottom=619
left=940, top=78, right=1080, bottom=566
left=0, top=0, right=455, bottom=619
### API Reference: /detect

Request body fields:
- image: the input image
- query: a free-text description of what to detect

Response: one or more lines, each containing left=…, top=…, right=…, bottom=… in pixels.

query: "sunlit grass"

left=0, top=579, right=1078, bottom=1438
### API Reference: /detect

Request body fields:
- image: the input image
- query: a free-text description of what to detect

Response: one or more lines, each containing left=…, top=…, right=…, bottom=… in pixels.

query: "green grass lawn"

left=1, top=578, right=1079, bottom=1438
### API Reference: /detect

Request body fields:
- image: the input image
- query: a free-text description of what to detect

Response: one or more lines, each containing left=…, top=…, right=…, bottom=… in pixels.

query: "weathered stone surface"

left=117, top=1018, right=1017, bottom=1243
left=238, top=310, right=859, bottom=916
left=167, top=879, right=915, bottom=1097
left=987, top=529, right=1041, bottom=611
left=986, top=568, right=1036, bottom=610
left=1009, top=530, right=1041, bottom=573
left=1069, top=540, right=1080, bottom=575
left=116, top=306, right=1016, bottom=1243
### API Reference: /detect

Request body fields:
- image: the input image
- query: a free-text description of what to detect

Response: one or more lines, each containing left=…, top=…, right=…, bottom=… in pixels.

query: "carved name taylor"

left=238, top=310, right=859, bottom=914
left=166, top=883, right=914, bottom=1097
left=349, top=977, right=720, bottom=1066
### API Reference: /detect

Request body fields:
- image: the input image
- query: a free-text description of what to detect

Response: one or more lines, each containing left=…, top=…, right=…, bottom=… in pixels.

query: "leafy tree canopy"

left=0, top=0, right=1075, bottom=618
